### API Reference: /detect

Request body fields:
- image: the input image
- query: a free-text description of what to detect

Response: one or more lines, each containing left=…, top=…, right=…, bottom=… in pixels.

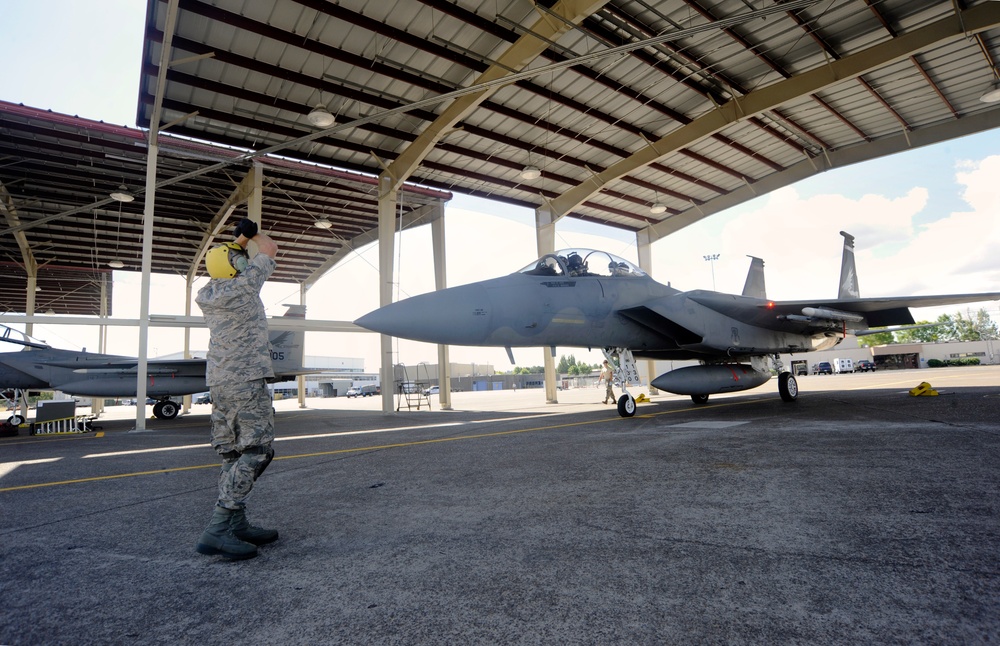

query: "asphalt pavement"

left=1, top=367, right=998, bottom=645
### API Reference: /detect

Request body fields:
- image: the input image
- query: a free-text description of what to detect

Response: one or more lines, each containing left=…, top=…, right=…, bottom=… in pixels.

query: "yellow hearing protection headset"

left=205, top=242, right=249, bottom=279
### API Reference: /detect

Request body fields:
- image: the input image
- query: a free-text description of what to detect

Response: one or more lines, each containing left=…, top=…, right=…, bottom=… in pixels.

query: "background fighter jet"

left=356, top=233, right=1000, bottom=417
left=1, top=306, right=308, bottom=421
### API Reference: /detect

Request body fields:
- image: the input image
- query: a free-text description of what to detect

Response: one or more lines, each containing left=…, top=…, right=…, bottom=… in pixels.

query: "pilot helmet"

left=206, top=242, right=249, bottom=279
left=567, top=252, right=584, bottom=271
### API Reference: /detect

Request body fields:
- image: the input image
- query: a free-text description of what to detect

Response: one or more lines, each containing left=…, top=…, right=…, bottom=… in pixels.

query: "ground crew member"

left=194, top=217, right=279, bottom=560
left=599, top=359, right=615, bottom=405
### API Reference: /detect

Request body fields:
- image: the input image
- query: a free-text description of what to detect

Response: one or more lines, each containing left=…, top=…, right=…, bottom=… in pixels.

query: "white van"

left=832, top=358, right=854, bottom=374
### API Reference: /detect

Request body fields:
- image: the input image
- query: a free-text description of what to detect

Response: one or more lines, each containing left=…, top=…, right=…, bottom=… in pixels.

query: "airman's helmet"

left=205, top=242, right=248, bottom=279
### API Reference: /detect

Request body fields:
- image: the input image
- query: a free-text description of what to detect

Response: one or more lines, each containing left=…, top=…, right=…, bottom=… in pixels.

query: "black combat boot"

left=196, top=505, right=258, bottom=560
left=230, top=507, right=279, bottom=546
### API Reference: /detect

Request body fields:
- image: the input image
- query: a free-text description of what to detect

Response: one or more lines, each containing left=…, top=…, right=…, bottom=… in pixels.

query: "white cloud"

left=647, top=155, right=1000, bottom=314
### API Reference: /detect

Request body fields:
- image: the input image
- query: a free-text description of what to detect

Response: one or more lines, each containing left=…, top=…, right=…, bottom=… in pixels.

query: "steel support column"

left=430, top=203, right=452, bottom=411
left=636, top=229, right=659, bottom=395
left=377, top=173, right=397, bottom=414
left=134, top=141, right=159, bottom=432
left=536, top=208, right=558, bottom=404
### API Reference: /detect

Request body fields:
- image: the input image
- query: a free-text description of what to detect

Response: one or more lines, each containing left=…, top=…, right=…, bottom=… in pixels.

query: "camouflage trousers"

left=604, top=382, right=615, bottom=403
left=209, top=379, right=274, bottom=510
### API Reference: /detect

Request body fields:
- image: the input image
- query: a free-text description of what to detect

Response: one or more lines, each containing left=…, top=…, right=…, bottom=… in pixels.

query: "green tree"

left=557, top=354, right=580, bottom=374
left=945, top=311, right=990, bottom=342
left=857, top=328, right=894, bottom=347
left=895, top=321, right=942, bottom=344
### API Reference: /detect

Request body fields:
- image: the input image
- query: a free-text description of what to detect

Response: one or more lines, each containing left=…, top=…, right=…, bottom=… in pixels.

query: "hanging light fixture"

left=307, top=105, right=336, bottom=128
left=520, top=166, right=541, bottom=181
left=313, top=218, right=333, bottom=229
left=650, top=202, right=667, bottom=214
left=979, top=79, right=1000, bottom=104
left=107, top=197, right=126, bottom=268
left=110, top=184, right=134, bottom=202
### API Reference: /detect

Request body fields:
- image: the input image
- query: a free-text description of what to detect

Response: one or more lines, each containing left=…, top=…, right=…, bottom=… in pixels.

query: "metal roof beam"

left=186, top=165, right=261, bottom=284
left=302, top=200, right=443, bottom=289
left=385, top=0, right=612, bottom=191
left=544, top=1, right=1000, bottom=222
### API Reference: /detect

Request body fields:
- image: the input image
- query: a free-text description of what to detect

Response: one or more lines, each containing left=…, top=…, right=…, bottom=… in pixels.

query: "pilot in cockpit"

left=566, top=252, right=587, bottom=276
left=610, top=261, right=631, bottom=277
left=532, top=258, right=558, bottom=276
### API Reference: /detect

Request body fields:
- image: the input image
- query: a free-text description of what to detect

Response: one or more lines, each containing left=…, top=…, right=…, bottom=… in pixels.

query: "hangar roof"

left=0, top=101, right=450, bottom=316
left=4, top=0, right=1000, bottom=318
left=137, top=0, right=1000, bottom=235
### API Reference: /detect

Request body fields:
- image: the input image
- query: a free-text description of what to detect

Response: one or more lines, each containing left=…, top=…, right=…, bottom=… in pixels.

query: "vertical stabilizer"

left=741, top=256, right=767, bottom=299
left=838, top=231, right=860, bottom=299
left=269, top=304, right=306, bottom=376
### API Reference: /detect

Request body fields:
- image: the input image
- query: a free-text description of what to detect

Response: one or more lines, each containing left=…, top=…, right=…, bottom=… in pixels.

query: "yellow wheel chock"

left=909, top=382, right=939, bottom=397
left=635, top=393, right=650, bottom=403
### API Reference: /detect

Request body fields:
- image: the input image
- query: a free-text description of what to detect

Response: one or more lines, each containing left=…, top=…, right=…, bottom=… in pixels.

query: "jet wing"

left=687, top=291, right=1000, bottom=330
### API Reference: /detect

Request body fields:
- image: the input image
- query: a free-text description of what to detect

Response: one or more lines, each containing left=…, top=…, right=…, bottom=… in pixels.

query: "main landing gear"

left=778, top=371, right=798, bottom=402
left=768, top=354, right=798, bottom=403
left=151, top=398, right=180, bottom=420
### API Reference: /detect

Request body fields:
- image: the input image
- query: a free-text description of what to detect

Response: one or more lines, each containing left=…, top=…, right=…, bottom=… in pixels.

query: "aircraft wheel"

left=617, top=394, right=636, bottom=417
left=154, top=400, right=180, bottom=420
left=779, top=372, right=798, bottom=402
left=7, top=414, right=25, bottom=426
left=690, top=394, right=709, bottom=405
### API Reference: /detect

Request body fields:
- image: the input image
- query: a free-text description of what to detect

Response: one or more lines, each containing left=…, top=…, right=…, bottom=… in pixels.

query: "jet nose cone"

left=354, top=305, right=408, bottom=337
left=354, top=284, right=492, bottom=345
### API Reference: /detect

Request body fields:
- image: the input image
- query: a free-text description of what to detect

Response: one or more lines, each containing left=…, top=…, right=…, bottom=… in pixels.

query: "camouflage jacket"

left=195, top=253, right=277, bottom=387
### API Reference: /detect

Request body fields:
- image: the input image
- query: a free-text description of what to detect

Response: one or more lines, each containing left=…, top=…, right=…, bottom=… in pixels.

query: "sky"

left=2, top=1, right=999, bottom=373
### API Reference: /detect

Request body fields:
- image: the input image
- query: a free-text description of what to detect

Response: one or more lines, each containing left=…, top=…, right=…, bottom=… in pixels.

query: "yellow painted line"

left=0, top=433, right=103, bottom=447
left=0, top=397, right=766, bottom=494
left=0, top=463, right=219, bottom=492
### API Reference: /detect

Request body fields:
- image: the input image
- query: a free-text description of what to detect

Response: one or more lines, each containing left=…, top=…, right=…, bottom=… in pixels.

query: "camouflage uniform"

left=601, top=363, right=615, bottom=404
left=196, top=253, right=276, bottom=510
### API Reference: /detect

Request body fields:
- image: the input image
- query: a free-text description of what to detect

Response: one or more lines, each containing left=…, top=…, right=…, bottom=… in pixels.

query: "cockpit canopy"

left=519, top=249, right=646, bottom=278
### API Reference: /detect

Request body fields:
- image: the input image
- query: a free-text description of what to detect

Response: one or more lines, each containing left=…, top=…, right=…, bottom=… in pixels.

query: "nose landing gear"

left=603, top=347, right=641, bottom=418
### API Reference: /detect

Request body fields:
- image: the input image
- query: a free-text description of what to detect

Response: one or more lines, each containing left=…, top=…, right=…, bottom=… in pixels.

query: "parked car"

left=361, top=385, right=380, bottom=396
left=424, top=385, right=440, bottom=395
left=855, top=360, right=876, bottom=372
left=814, top=362, right=833, bottom=375
left=194, top=393, right=211, bottom=404
left=345, top=387, right=363, bottom=398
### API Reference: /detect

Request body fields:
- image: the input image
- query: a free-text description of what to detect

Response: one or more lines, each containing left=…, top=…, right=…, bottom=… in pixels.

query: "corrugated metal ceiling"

left=4, top=0, right=1000, bottom=317
left=135, top=0, right=999, bottom=234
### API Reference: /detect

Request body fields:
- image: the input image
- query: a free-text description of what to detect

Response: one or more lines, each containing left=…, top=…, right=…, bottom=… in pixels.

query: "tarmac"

left=1, top=366, right=998, bottom=645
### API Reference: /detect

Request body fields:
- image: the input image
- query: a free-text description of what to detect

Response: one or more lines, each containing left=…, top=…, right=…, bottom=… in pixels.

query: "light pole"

left=703, top=254, right=719, bottom=290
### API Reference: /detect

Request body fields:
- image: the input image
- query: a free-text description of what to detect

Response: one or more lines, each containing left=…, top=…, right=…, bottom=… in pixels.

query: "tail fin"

left=269, top=304, right=306, bottom=377
left=741, top=256, right=767, bottom=299
left=838, top=231, right=860, bottom=299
